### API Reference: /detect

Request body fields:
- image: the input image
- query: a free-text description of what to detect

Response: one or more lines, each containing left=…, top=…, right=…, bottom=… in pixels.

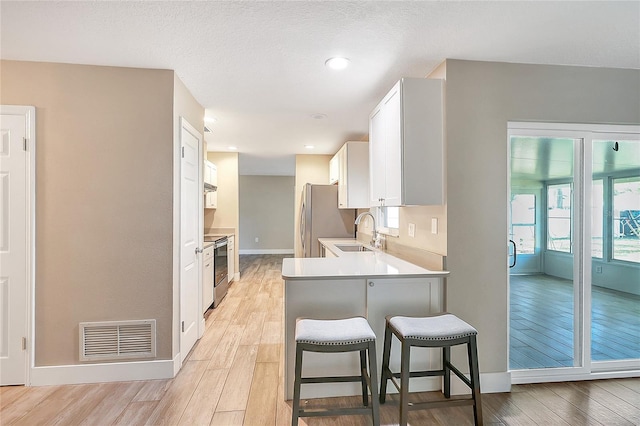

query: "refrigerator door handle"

left=299, top=193, right=306, bottom=256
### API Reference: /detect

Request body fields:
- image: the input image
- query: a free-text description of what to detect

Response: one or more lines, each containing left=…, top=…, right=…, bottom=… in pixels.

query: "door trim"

left=1, top=105, right=35, bottom=385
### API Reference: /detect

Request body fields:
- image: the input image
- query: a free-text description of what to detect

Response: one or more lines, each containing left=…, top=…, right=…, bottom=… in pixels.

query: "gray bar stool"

left=379, top=313, right=483, bottom=426
left=291, top=317, right=380, bottom=426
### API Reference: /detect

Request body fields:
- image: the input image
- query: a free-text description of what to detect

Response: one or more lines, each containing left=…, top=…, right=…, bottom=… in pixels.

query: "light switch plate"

left=408, top=223, right=416, bottom=238
left=431, top=218, right=438, bottom=235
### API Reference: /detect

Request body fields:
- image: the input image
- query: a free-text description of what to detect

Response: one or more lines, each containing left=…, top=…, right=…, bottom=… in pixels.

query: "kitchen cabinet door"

left=204, top=192, right=217, bottom=209
left=369, top=106, right=386, bottom=206
left=383, top=86, right=402, bottom=206
left=340, top=142, right=369, bottom=209
left=329, top=153, right=340, bottom=184
left=202, top=245, right=214, bottom=313
left=204, top=161, right=217, bottom=186
left=227, top=235, right=235, bottom=283
left=331, top=142, right=369, bottom=208
left=366, top=277, right=444, bottom=392
left=368, top=78, right=444, bottom=206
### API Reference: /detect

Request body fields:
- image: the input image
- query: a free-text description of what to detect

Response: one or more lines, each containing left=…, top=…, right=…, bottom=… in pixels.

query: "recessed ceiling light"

left=228, top=146, right=237, bottom=150
left=205, top=116, right=217, bottom=124
left=325, top=57, right=350, bottom=70
left=311, top=113, right=327, bottom=120
left=305, top=145, right=315, bottom=149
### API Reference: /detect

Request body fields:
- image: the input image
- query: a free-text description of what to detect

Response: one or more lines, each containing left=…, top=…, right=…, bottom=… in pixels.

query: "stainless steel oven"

left=211, top=236, right=228, bottom=307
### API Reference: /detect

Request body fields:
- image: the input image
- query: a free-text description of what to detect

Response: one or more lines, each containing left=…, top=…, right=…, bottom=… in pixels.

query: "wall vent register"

left=79, top=319, right=156, bottom=361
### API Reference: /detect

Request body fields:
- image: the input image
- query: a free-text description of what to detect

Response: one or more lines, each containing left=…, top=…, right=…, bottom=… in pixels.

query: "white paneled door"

left=0, top=106, right=34, bottom=385
left=180, top=118, right=202, bottom=363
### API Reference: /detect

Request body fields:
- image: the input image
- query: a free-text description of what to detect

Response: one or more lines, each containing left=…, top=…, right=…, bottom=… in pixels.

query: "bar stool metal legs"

left=291, top=317, right=380, bottom=426
left=379, top=314, right=483, bottom=426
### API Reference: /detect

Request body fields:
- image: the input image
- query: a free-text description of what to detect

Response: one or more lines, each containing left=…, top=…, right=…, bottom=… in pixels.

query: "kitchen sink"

left=335, top=244, right=373, bottom=252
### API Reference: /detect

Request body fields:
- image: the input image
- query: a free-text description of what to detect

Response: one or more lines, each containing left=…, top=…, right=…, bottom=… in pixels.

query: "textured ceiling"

left=2, top=1, right=639, bottom=175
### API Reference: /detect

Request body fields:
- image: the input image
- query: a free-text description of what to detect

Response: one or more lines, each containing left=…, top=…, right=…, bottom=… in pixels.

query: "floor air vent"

left=79, top=320, right=156, bottom=361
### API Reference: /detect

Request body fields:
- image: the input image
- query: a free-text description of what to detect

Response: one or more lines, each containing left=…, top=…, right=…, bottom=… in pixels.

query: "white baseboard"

left=450, top=371, right=512, bottom=395
left=239, top=249, right=294, bottom=255
left=511, top=369, right=640, bottom=385
left=29, top=355, right=179, bottom=386
left=299, top=377, right=441, bottom=400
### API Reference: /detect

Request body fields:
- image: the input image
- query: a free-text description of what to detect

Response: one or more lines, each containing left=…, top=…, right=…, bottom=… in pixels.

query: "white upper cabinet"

left=331, top=141, right=370, bottom=209
left=204, top=160, right=217, bottom=209
left=204, top=161, right=217, bottom=187
left=368, top=78, right=444, bottom=207
left=329, top=154, right=340, bottom=184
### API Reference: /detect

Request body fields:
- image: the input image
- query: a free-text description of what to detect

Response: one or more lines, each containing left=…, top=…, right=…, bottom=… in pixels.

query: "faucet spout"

left=355, top=212, right=377, bottom=247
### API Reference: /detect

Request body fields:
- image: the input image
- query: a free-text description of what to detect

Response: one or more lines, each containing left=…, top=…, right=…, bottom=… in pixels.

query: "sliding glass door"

left=508, top=123, right=640, bottom=382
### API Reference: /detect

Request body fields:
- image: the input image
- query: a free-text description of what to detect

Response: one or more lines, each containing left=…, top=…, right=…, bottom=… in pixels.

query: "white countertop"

left=282, top=238, right=449, bottom=280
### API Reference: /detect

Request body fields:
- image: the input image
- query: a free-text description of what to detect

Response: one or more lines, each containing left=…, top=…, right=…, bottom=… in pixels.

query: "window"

left=612, top=176, right=640, bottom=263
left=376, top=206, right=399, bottom=236
left=510, top=194, right=536, bottom=254
left=547, top=183, right=572, bottom=253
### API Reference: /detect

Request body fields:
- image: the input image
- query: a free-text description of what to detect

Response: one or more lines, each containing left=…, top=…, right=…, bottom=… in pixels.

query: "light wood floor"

left=510, top=274, right=640, bottom=369
left=1, top=254, right=639, bottom=425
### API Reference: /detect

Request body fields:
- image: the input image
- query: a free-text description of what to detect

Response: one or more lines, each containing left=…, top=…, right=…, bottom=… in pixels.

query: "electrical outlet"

left=431, top=218, right=438, bottom=235
left=408, top=223, right=416, bottom=238
left=595, top=266, right=602, bottom=273
left=255, top=237, right=259, bottom=243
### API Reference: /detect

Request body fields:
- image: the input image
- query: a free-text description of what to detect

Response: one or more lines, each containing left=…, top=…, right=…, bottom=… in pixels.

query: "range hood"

left=204, top=182, right=217, bottom=193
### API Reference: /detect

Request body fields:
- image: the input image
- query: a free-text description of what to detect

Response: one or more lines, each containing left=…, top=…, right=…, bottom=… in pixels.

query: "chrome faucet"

left=355, top=212, right=378, bottom=248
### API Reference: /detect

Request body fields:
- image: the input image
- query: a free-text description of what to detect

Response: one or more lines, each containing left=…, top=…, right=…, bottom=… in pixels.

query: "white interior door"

left=0, top=106, right=34, bottom=385
left=180, top=118, right=202, bottom=362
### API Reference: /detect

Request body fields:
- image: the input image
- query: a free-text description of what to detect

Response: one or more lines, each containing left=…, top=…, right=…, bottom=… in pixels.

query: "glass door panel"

left=509, top=135, right=580, bottom=371
left=591, top=138, right=640, bottom=362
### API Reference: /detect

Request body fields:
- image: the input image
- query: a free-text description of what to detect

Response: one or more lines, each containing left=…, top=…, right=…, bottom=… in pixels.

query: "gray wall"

left=239, top=175, right=295, bottom=252
left=545, top=252, right=640, bottom=296
left=445, top=60, right=640, bottom=375
left=1, top=61, right=179, bottom=365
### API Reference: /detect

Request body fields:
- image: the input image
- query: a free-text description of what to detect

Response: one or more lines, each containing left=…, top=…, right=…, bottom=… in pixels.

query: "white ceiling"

left=2, top=1, right=639, bottom=175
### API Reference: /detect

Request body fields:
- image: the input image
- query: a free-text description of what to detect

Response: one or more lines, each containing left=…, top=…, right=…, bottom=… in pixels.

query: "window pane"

left=548, top=183, right=572, bottom=253
left=385, top=206, right=399, bottom=229
left=613, top=176, right=640, bottom=263
left=511, top=194, right=536, bottom=254
left=512, top=225, right=535, bottom=254
left=512, top=194, right=535, bottom=224
left=592, top=180, right=603, bottom=258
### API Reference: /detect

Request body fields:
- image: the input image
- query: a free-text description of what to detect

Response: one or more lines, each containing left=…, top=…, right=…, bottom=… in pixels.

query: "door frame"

left=1, top=105, right=36, bottom=385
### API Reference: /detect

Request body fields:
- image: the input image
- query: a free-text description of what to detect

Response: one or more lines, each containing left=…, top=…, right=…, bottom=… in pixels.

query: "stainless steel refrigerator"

left=297, top=184, right=356, bottom=257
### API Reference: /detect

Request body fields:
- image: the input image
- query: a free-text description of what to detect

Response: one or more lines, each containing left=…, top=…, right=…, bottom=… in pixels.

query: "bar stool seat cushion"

left=295, top=317, right=376, bottom=346
left=389, top=314, right=477, bottom=341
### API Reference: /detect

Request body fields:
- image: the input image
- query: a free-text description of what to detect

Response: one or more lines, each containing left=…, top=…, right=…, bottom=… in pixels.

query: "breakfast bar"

left=281, top=238, right=449, bottom=400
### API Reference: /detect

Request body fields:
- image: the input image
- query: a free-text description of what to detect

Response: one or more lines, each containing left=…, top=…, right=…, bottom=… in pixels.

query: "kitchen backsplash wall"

left=356, top=204, right=447, bottom=270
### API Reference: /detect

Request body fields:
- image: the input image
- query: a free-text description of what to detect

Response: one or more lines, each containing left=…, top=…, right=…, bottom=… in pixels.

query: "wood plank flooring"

left=1, top=255, right=639, bottom=425
left=510, top=274, right=640, bottom=369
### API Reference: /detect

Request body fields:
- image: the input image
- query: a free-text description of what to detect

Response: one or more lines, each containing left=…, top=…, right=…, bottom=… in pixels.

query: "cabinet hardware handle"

left=369, top=281, right=375, bottom=287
